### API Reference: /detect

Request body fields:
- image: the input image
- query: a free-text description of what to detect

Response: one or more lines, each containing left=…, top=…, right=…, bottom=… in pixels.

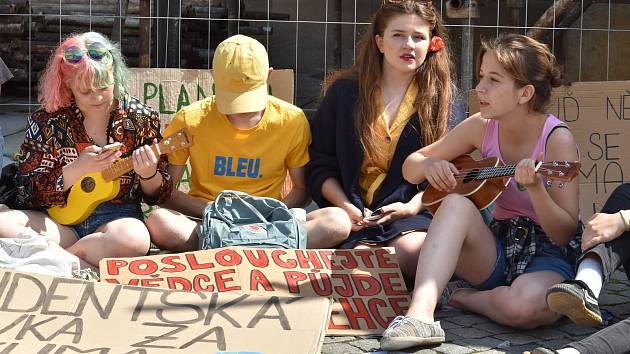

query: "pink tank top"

left=481, top=115, right=566, bottom=225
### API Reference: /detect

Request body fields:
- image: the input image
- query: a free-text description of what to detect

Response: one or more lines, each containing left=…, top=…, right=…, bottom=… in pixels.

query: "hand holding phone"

left=100, top=142, right=122, bottom=153
left=363, top=208, right=384, bottom=222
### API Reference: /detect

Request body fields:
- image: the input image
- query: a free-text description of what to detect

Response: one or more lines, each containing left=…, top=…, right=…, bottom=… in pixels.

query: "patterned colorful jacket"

left=16, top=96, right=173, bottom=209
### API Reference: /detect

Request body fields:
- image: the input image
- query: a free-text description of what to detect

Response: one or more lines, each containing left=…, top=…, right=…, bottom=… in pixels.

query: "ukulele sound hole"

left=462, top=169, right=480, bottom=184
left=81, top=177, right=96, bottom=193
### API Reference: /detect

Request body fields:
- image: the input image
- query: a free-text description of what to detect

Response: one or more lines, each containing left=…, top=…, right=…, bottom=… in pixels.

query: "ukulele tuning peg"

left=559, top=182, right=565, bottom=189
left=558, top=172, right=565, bottom=177
left=547, top=170, right=553, bottom=176
left=552, top=161, right=558, bottom=166
left=546, top=180, right=553, bottom=188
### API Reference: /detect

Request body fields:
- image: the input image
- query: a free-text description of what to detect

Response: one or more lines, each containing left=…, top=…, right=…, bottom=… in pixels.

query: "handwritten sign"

left=0, top=269, right=330, bottom=353
left=100, top=247, right=411, bottom=336
left=470, top=81, right=630, bottom=219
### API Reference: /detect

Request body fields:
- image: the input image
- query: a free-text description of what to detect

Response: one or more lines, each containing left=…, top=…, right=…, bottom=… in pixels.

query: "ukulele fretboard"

left=475, top=165, right=517, bottom=180
left=101, top=145, right=161, bottom=182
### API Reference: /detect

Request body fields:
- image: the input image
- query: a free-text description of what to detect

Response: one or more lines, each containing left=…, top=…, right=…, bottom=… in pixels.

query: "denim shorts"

left=472, top=232, right=576, bottom=291
left=71, top=202, right=144, bottom=239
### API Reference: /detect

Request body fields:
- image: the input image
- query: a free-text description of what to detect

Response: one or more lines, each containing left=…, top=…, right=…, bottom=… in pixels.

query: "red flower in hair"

left=429, top=36, right=445, bottom=52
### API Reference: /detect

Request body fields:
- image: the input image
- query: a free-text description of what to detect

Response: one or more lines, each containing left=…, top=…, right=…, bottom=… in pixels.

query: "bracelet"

left=138, top=169, right=158, bottom=181
left=619, top=210, right=630, bottom=232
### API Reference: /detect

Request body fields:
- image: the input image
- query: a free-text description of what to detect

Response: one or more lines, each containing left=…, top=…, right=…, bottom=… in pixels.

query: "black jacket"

left=306, top=79, right=432, bottom=247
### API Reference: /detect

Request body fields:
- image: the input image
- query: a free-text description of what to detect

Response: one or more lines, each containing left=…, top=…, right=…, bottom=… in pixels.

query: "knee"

left=322, top=207, right=353, bottom=237
left=499, top=291, right=553, bottom=329
left=0, top=209, right=13, bottom=237
left=146, top=209, right=196, bottom=251
left=307, top=207, right=352, bottom=248
left=145, top=209, right=172, bottom=243
left=109, top=221, right=151, bottom=257
left=0, top=207, right=24, bottom=238
left=390, top=236, right=423, bottom=269
left=438, top=193, right=477, bottom=214
left=435, top=193, right=479, bottom=218
left=390, top=233, right=425, bottom=256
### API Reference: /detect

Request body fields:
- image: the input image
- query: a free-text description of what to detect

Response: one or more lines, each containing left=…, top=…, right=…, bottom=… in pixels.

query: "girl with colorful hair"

left=0, top=32, right=173, bottom=269
left=305, top=0, right=455, bottom=280
left=380, top=33, right=582, bottom=350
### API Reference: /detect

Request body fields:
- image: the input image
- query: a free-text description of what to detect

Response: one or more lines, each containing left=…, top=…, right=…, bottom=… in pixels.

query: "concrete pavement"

left=322, top=269, right=630, bottom=354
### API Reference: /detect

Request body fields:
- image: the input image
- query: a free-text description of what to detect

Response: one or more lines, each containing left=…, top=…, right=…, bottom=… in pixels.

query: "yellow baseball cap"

left=212, top=35, right=269, bottom=115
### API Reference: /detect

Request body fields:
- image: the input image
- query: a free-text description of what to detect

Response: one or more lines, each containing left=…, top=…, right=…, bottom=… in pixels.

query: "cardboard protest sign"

left=100, top=247, right=411, bottom=336
left=127, top=68, right=294, bottom=127
left=470, top=81, right=630, bottom=219
left=0, top=268, right=330, bottom=354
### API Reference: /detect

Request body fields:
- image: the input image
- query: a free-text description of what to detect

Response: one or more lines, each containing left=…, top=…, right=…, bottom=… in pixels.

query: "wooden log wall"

left=0, top=0, right=288, bottom=91
left=0, top=0, right=142, bottom=85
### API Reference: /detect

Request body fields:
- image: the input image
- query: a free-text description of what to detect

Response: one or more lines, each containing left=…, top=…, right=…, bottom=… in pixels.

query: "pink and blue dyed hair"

left=38, top=32, right=129, bottom=112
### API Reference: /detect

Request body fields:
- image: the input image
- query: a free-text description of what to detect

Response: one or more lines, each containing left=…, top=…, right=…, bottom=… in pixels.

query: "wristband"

left=619, top=210, right=630, bottom=232
left=138, top=169, right=158, bottom=181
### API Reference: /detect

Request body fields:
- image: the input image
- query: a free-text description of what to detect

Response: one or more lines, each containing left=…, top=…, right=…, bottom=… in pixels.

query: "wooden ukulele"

left=421, top=154, right=581, bottom=215
left=47, top=129, right=192, bottom=225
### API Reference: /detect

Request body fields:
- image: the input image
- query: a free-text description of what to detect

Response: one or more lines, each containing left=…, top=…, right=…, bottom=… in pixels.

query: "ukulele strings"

left=103, top=144, right=162, bottom=177
left=449, top=163, right=559, bottom=182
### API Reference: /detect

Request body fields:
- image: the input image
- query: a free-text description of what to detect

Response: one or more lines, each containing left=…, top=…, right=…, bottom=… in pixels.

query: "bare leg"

left=145, top=208, right=200, bottom=252
left=66, top=218, right=151, bottom=267
left=387, top=231, right=427, bottom=280
left=450, top=271, right=563, bottom=328
left=0, top=205, right=78, bottom=248
left=305, top=207, right=352, bottom=248
left=407, top=194, right=497, bottom=323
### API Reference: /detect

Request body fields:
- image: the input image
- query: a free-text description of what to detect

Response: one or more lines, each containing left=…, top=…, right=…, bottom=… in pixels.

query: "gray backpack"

left=199, top=190, right=307, bottom=250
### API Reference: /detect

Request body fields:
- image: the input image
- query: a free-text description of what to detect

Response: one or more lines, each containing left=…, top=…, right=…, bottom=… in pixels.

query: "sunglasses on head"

left=63, top=42, right=108, bottom=64
left=382, top=0, right=432, bottom=6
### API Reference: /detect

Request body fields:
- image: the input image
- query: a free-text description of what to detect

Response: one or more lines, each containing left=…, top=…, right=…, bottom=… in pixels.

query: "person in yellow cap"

left=146, top=35, right=347, bottom=252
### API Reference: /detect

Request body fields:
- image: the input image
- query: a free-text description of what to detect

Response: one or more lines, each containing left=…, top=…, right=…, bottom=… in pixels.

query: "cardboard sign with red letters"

left=100, top=247, right=410, bottom=335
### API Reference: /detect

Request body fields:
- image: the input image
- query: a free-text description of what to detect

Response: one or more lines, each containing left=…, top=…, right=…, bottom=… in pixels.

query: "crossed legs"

left=407, top=194, right=561, bottom=327
left=146, top=206, right=354, bottom=252
left=0, top=206, right=150, bottom=267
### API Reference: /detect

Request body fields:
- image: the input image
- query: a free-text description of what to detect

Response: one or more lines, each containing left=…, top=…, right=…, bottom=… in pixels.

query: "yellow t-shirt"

left=359, top=81, right=419, bottom=205
left=164, top=95, right=311, bottom=201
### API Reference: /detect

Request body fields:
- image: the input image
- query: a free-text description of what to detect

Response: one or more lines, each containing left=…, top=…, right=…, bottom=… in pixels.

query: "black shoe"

left=546, top=279, right=602, bottom=326
left=530, top=347, right=558, bottom=354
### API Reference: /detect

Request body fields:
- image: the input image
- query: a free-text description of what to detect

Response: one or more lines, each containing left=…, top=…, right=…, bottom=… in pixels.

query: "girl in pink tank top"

left=381, top=33, right=582, bottom=351
left=481, top=115, right=568, bottom=225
